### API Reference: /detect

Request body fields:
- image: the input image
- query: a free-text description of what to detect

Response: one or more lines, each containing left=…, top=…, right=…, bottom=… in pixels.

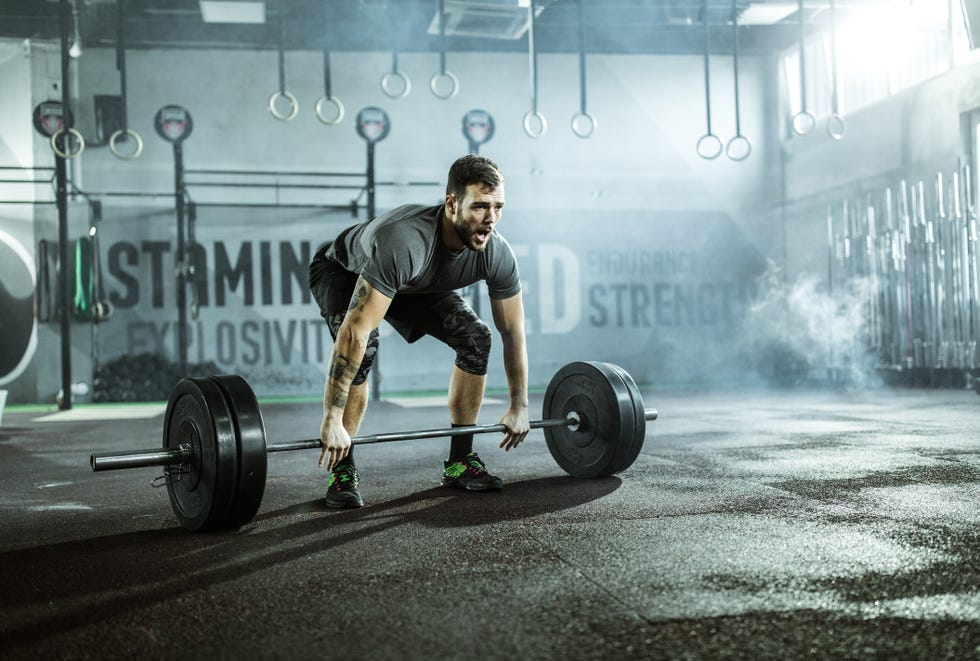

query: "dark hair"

left=446, top=155, right=503, bottom=200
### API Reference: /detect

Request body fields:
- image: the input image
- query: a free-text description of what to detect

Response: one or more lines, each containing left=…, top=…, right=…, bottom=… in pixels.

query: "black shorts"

left=309, top=251, right=492, bottom=383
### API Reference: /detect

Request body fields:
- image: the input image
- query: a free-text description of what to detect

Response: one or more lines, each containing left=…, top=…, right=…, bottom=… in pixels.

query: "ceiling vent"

left=427, top=0, right=545, bottom=40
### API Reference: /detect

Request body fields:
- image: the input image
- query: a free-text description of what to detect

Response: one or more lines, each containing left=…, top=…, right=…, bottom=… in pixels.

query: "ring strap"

left=576, top=0, right=587, bottom=115
left=116, top=0, right=129, bottom=132
left=797, top=0, right=807, bottom=114
left=278, top=9, right=287, bottom=95
left=730, top=0, right=742, bottom=138
left=828, top=0, right=840, bottom=116
left=701, top=0, right=713, bottom=135
left=528, top=2, right=539, bottom=114
left=323, top=49, right=333, bottom=99
left=437, top=0, right=447, bottom=75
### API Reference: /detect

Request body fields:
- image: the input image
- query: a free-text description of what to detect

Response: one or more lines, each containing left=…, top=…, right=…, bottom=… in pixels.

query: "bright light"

left=199, top=1, right=266, bottom=24
left=740, top=2, right=798, bottom=26
left=835, top=3, right=912, bottom=78
left=68, top=6, right=82, bottom=58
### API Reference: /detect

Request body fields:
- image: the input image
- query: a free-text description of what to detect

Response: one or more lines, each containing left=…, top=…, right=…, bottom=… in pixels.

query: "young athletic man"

left=308, top=155, right=530, bottom=508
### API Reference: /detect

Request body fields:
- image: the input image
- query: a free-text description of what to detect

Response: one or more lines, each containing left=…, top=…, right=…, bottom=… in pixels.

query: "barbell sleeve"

left=90, top=444, right=192, bottom=472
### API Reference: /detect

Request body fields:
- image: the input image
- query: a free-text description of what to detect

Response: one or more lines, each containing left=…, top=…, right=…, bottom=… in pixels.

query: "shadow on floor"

left=0, top=475, right=621, bottom=646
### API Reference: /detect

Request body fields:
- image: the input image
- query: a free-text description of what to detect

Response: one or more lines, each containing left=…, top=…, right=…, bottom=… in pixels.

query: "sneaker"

left=325, top=459, right=364, bottom=509
left=441, top=452, right=503, bottom=491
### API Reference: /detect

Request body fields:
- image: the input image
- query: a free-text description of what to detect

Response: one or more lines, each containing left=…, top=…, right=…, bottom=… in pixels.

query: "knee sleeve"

left=450, top=318, right=492, bottom=376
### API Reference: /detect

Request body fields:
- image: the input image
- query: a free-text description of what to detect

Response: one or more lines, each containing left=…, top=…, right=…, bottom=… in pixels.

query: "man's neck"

left=440, top=205, right=464, bottom=253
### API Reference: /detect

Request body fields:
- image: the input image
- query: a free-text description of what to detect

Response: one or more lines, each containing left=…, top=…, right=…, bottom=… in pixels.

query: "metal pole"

left=366, top=141, right=381, bottom=401
left=57, top=0, right=73, bottom=410
left=174, top=141, right=188, bottom=375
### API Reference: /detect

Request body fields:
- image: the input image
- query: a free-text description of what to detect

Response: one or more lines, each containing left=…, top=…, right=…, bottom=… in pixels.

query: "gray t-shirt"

left=326, top=203, right=521, bottom=300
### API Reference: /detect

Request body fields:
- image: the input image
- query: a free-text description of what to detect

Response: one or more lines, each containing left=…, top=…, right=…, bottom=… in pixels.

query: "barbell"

left=89, top=361, right=658, bottom=532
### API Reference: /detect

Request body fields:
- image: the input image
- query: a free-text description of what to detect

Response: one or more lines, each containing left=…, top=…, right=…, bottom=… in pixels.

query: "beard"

left=454, top=219, right=491, bottom=252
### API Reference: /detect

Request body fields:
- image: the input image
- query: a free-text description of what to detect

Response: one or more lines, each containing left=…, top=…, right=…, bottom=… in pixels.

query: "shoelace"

left=464, top=454, right=488, bottom=475
left=332, top=464, right=358, bottom=486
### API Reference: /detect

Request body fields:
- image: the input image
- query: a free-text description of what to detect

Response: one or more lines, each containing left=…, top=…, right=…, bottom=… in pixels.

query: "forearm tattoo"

left=348, top=277, right=371, bottom=313
left=325, top=277, right=373, bottom=413
left=329, top=355, right=357, bottom=382
left=326, top=354, right=358, bottom=411
left=328, top=391, right=348, bottom=410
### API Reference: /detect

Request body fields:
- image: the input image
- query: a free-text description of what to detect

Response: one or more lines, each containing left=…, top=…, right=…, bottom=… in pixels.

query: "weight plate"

left=606, top=363, right=646, bottom=473
left=542, top=361, right=634, bottom=478
left=591, top=363, right=640, bottom=474
left=162, top=377, right=238, bottom=532
left=211, top=375, right=268, bottom=529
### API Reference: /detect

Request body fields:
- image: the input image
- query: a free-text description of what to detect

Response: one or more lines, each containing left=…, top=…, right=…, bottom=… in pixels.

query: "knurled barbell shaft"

left=89, top=408, right=658, bottom=473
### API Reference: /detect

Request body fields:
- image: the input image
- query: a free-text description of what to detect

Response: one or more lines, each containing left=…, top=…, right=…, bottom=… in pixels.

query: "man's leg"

left=383, top=291, right=500, bottom=490
left=448, top=365, right=486, bottom=425
left=444, top=366, right=501, bottom=492
left=448, top=365, right=485, bottom=462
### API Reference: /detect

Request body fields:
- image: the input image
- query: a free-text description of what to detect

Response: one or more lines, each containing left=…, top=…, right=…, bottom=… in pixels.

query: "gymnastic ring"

left=109, top=128, right=144, bottom=160
left=696, top=133, right=723, bottom=160
left=571, top=112, right=597, bottom=139
left=314, top=95, right=346, bottom=125
left=791, top=110, right=815, bottom=136
left=268, top=90, right=299, bottom=121
left=381, top=71, right=411, bottom=99
left=726, top=134, right=752, bottom=161
left=430, top=71, right=459, bottom=100
left=827, top=114, right=846, bottom=141
left=93, top=300, right=114, bottom=323
left=50, top=128, right=85, bottom=159
left=523, top=110, right=547, bottom=139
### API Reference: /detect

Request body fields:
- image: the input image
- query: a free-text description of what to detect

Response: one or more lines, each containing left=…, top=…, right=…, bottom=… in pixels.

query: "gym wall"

left=6, top=35, right=980, bottom=401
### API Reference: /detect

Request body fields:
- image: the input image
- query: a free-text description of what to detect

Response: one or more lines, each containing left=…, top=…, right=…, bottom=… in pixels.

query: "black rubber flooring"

left=1, top=387, right=978, bottom=659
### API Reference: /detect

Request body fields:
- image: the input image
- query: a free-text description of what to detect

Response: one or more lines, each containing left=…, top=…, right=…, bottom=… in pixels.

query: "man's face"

left=449, top=182, right=505, bottom=252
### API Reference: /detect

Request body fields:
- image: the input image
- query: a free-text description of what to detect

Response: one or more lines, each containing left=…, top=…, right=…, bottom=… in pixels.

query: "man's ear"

left=445, top=194, right=456, bottom=217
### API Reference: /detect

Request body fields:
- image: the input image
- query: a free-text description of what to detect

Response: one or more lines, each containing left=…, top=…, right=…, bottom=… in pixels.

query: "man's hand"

left=498, top=404, right=530, bottom=451
left=319, top=416, right=352, bottom=470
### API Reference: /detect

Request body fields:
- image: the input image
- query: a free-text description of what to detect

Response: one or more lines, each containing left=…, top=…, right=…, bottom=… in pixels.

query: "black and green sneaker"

left=441, top=452, right=503, bottom=491
left=325, top=458, right=363, bottom=509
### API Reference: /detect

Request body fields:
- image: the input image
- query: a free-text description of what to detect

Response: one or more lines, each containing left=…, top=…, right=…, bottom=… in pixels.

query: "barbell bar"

left=88, top=361, right=657, bottom=532
left=90, top=411, right=604, bottom=472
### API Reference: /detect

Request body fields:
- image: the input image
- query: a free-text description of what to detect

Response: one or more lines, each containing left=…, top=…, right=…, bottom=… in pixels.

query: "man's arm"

left=320, top=276, right=392, bottom=469
left=490, top=292, right=530, bottom=450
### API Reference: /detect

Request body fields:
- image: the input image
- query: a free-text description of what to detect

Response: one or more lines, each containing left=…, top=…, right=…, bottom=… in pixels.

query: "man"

left=308, top=155, right=530, bottom=508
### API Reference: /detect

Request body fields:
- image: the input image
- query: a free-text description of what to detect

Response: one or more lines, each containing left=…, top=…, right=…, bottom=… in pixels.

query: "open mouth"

left=474, top=227, right=492, bottom=243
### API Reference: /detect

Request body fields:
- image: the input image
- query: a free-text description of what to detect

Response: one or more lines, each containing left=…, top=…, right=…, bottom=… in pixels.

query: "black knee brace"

left=450, top=317, right=492, bottom=376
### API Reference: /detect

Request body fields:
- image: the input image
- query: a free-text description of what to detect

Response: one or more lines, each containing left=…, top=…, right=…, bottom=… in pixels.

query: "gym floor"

left=1, top=386, right=978, bottom=659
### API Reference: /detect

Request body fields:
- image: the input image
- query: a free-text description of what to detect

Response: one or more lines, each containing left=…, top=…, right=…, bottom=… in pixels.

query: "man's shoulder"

left=371, top=204, right=440, bottom=254
left=488, top=230, right=516, bottom=257
left=378, top=203, right=441, bottom=225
